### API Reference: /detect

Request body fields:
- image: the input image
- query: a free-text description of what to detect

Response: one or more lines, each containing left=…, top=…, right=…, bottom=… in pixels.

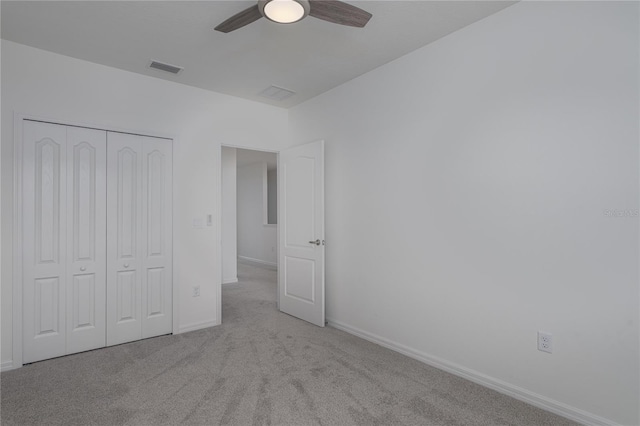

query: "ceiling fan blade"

left=309, top=0, right=372, bottom=28
left=215, top=4, right=263, bottom=33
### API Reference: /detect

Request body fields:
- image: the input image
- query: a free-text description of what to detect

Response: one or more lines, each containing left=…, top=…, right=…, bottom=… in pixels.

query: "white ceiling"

left=1, top=1, right=515, bottom=108
left=236, top=148, right=277, bottom=171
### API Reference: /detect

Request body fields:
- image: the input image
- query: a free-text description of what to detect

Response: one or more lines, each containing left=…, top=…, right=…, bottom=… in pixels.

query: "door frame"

left=218, top=144, right=280, bottom=323
left=11, top=112, right=179, bottom=369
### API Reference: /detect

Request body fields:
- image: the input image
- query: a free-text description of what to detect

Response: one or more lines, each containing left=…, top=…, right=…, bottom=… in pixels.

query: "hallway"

left=222, top=261, right=278, bottom=325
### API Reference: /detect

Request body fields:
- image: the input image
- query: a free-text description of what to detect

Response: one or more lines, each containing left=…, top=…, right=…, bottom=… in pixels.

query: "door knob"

left=308, top=239, right=321, bottom=246
left=124, top=264, right=130, bottom=268
left=80, top=266, right=86, bottom=272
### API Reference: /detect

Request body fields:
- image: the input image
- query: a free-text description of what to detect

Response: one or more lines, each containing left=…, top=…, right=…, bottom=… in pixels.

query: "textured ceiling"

left=1, top=1, right=515, bottom=108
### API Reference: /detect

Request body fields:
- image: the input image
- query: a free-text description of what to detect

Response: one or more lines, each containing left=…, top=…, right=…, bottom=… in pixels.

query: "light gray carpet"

left=1, top=262, right=576, bottom=426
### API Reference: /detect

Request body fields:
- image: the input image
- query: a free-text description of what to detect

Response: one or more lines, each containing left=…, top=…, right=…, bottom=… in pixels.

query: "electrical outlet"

left=538, top=331, right=553, bottom=353
left=192, top=286, right=200, bottom=297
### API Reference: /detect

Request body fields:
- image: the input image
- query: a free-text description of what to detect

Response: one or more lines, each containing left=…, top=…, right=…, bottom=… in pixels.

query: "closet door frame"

left=12, top=113, right=179, bottom=369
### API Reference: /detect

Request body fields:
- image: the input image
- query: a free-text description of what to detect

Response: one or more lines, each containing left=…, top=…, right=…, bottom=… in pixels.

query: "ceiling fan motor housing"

left=258, top=0, right=311, bottom=24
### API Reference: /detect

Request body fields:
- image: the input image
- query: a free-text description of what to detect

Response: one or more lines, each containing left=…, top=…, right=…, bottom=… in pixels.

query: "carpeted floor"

left=1, top=262, right=576, bottom=426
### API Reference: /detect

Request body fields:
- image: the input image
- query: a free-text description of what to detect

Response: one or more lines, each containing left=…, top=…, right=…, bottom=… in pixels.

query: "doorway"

left=221, top=146, right=279, bottom=321
left=220, top=140, right=326, bottom=328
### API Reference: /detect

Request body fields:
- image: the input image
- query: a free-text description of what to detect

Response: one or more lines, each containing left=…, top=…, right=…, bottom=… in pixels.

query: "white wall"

left=1, top=40, right=288, bottom=366
left=289, top=2, right=639, bottom=425
left=0, top=8, right=4, bottom=371
left=221, top=147, right=238, bottom=284
left=267, top=169, right=277, bottom=225
left=237, top=162, right=277, bottom=267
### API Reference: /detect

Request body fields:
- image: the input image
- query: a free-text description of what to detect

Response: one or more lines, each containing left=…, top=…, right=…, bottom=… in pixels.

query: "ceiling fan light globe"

left=260, top=0, right=310, bottom=24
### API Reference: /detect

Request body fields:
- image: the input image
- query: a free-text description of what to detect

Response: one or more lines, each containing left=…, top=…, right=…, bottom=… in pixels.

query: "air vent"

left=148, top=60, right=183, bottom=75
left=259, top=85, right=296, bottom=102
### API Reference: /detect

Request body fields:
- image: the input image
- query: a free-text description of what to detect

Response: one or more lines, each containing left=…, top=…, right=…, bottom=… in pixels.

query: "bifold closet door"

left=106, top=133, right=142, bottom=345
left=66, top=127, right=107, bottom=354
left=23, top=121, right=107, bottom=364
left=107, top=133, right=172, bottom=346
left=139, top=135, right=173, bottom=340
left=23, top=121, right=68, bottom=363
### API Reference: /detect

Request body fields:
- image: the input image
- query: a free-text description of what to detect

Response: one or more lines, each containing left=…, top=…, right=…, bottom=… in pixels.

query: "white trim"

left=238, top=256, right=277, bottom=270
left=14, top=112, right=175, bottom=141
left=223, top=277, right=238, bottom=285
left=11, top=112, right=180, bottom=369
left=1, top=361, right=15, bottom=372
left=12, top=112, right=24, bottom=370
left=217, top=146, right=224, bottom=326
left=218, top=143, right=279, bottom=155
left=327, top=318, right=619, bottom=426
left=276, top=154, right=280, bottom=310
left=172, top=137, right=180, bottom=335
left=178, top=320, right=217, bottom=334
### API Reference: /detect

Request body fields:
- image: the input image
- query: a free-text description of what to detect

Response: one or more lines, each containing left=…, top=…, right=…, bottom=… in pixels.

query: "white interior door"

left=23, top=121, right=68, bottom=363
left=278, top=140, right=325, bottom=327
left=106, top=132, right=143, bottom=345
left=140, top=136, right=173, bottom=339
left=66, top=127, right=107, bottom=354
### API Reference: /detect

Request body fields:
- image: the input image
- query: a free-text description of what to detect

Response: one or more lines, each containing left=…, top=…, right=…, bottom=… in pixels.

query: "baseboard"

left=327, top=318, right=618, bottom=426
left=1, top=361, right=14, bottom=372
left=238, top=256, right=277, bottom=270
left=223, top=277, right=238, bottom=284
left=178, top=320, right=218, bottom=334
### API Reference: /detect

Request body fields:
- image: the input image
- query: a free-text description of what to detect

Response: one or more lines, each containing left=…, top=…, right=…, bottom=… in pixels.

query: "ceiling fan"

left=215, top=0, right=372, bottom=33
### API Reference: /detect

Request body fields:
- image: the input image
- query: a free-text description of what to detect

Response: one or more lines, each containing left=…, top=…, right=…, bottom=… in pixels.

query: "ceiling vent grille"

left=149, top=60, right=183, bottom=75
left=259, top=85, right=296, bottom=102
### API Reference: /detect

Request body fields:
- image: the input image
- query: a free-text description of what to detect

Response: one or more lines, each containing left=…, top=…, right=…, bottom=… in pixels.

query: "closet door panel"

left=66, top=127, right=107, bottom=353
left=107, top=133, right=143, bottom=346
left=141, top=137, right=173, bottom=338
left=23, top=121, right=68, bottom=363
